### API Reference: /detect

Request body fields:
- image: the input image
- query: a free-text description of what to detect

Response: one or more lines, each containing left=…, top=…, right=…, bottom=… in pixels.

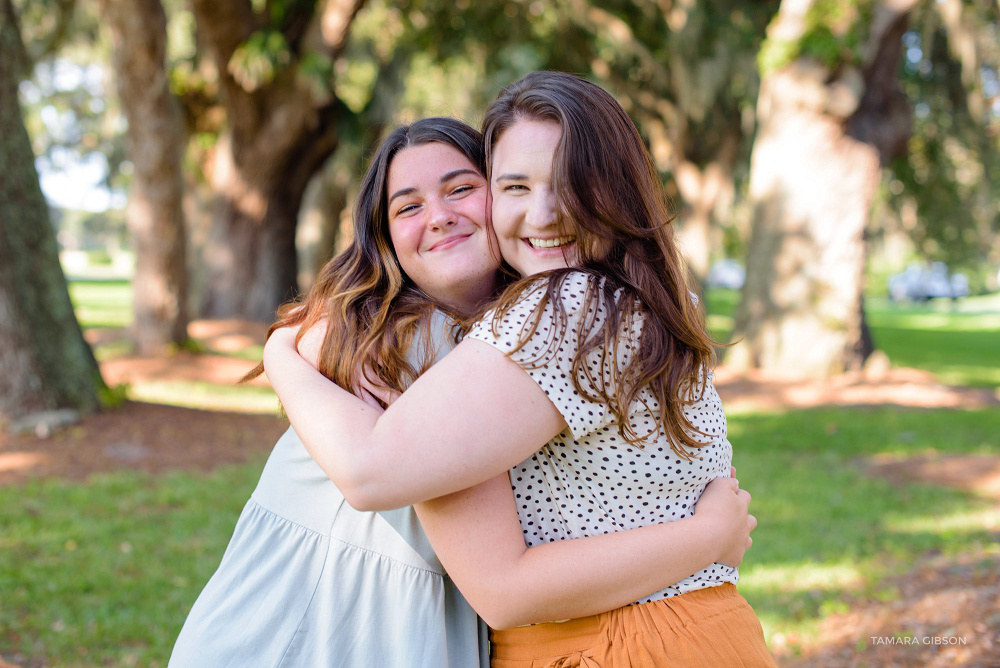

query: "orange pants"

left=490, top=584, right=776, bottom=667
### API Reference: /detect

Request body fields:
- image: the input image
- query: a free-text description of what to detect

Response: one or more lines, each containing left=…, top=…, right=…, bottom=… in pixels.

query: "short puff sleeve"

left=466, top=271, right=630, bottom=439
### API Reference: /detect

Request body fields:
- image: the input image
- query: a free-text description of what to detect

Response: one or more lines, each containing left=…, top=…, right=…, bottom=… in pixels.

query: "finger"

left=357, top=387, right=385, bottom=410
left=747, top=514, right=758, bottom=532
left=718, top=477, right=739, bottom=493
left=730, top=466, right=737, bottom=478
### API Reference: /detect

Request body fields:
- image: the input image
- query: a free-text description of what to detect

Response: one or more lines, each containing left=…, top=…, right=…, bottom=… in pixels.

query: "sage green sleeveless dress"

left=168, top=315, right=488, bottom=667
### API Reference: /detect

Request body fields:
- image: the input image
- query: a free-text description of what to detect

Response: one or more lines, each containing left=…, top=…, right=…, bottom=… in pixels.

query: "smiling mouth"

left=428, top=234, right=472, bottom=251
left=526, top=236, right=575, bottom=250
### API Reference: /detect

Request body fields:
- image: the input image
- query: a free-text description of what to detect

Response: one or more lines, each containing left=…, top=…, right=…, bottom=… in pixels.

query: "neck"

left=440, top=274, right=500, bottom=316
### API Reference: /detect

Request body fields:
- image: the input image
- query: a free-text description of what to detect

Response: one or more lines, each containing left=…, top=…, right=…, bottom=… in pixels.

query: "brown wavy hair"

left=481, top=71, right=718, bottom=460
left=244, top=118, right=491, bottom=394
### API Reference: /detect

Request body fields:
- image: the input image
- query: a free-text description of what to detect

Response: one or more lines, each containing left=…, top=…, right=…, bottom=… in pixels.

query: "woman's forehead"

left=389, top=142, right=482, bottom=187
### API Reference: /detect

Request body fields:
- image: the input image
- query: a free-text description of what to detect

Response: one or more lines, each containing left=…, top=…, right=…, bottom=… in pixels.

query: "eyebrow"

left=388, top=168, right=481, bottom=206
left=494, top=173, right=528, bottom=182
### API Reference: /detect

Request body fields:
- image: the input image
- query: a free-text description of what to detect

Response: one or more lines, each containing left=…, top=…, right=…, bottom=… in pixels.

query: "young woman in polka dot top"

left=266, top=72, right=775, bottom=666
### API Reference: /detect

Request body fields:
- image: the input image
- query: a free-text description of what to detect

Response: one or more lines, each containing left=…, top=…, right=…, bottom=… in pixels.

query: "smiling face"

left=490, top=118, right=578, bottom=276
left=386, top=141, right=500, bottom=313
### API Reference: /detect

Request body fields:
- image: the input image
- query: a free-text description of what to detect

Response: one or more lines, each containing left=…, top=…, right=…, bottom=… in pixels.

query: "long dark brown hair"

left=481, top=71, right=718, bottom=459
left=244, top=118, right=491, bottom=394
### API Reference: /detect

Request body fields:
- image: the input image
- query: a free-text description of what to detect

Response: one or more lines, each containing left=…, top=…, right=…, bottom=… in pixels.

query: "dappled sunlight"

left=887, top=507, right=999, bottom=534
left=0, top=402, right=285, bottom=486
left=867, top=451, right=1000, bottom=502
left=715, top=365, right=999, bottom=414
left=741, top=561, right=865, bottom=595
left=773, top=547, right=1000, bottom=668
left=126, top=380, right=279, bottom=415
left=0, top=451, right=50, bottom=475
left=186, top=319, right=269, bottom=354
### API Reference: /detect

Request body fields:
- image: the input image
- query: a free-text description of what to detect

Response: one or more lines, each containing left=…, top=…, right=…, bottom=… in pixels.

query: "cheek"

left=490, top=202, right=515, bottom=240
left=388, top=222, right=422, bottom=273
left=466, top=193, right=489, bottom=229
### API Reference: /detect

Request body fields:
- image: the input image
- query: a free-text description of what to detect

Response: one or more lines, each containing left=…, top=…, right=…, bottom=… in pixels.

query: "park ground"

left=1, top=315, right=998, bottom=667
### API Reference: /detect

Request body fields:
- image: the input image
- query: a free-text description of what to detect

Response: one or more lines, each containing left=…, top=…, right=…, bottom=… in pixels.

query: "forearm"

left=263, top=327, right=390, bottom=507
left=415, top=475, right=721, bottom=630
left=487, top=518, right=718, bottom=628
left=265, top=328, right=565, bottom=509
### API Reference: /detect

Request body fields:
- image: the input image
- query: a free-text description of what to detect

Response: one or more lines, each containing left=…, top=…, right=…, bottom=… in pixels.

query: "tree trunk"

left=191, top=0, right=364, bottom=322
left=297, top=157, right=352, bottom=291
left=0, top=0, right=104, bottom=421
left=198, top=128, right=340, bottom=320
left=727, top=0, right=915, bottom=378
left=100, top=0, right=189, bottom=354
left=200, top=165, right=306, bottom=321
left=673, top=146, right=739, bottom=283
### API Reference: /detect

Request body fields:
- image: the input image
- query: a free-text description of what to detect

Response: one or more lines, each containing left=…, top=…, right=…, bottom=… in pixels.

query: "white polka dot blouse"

left=467, top=271, right=738, bottom=604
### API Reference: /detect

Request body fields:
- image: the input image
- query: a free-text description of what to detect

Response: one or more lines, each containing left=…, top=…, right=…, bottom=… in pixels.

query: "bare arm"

left=285, top=321, right=755, bottom=627
left=264, top=324, right=566, bottom=510
left=416, top=472, right=754, bottom=629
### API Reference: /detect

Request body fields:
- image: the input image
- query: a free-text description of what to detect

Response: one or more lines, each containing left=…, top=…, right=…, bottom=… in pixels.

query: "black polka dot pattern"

left=467, top=272, right=738, bottom=604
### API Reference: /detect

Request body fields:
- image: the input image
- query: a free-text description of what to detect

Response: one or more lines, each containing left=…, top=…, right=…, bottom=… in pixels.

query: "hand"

left=296, top=321, right=327, bottom=370
left=263, top=325, right=301, bottom=377
left=357, top=386, right=388, bottom=412
left=693, top=476, right=756, bottom=568
left=354, top=367, right=400, bottom=407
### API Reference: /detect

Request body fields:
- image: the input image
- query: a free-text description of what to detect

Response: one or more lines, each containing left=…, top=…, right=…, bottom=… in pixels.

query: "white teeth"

left=527, top=236, right=575, bottom=249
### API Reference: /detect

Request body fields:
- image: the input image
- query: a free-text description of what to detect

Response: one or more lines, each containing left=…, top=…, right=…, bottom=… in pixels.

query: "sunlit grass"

left=68, top=279, right=132, bottom=329
left=68, top=279, right=274, bottom=413
left=126, top=380, right=279, bottom=415
left=864, top=298, right=1000, bottom=387
left=887, top=506, right=1000, bottom=534
left=730, top=406, right=1000, bottom=652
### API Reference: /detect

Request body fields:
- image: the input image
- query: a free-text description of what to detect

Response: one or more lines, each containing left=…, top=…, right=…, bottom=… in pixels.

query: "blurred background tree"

left=99, top=0, right=188, bottom=354
left=0, top=0, right=104, bottom=422
left=881, top=0, right=998, bottom=279
left=727, top=0, right=918, bottom=378
left=5, top=0, right=998, bottom=380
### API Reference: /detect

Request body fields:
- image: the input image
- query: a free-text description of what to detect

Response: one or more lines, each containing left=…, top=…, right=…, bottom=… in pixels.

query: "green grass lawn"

left=68, top=279, right=132, bottom=330
left=1, top=281, right=996, bottom=666
left=2, top=408, right=995, bottom=665
left=732, top=407, right=1000, bottom=652
left=0, top=458, right=269, bottom=667
left=865, top=295, right=1000, bottom=388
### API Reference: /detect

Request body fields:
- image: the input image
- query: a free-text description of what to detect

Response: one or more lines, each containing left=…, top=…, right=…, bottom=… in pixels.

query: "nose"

left=525, top=187, right=559, bottom=229
left=426, top=196, right=456, bottom=231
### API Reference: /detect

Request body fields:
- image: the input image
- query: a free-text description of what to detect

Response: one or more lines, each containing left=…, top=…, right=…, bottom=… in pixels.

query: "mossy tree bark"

left=0, top=0, right=104, bottom=422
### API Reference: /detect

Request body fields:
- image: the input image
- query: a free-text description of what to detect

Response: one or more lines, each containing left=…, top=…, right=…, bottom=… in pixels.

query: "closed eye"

left=395, top=203, right=421, bottom=216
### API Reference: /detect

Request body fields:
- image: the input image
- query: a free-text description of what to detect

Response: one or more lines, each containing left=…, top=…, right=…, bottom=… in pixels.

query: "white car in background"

left=888, top=262, right=969, bottom=301
left=706, top=259, right=746, bottom=291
